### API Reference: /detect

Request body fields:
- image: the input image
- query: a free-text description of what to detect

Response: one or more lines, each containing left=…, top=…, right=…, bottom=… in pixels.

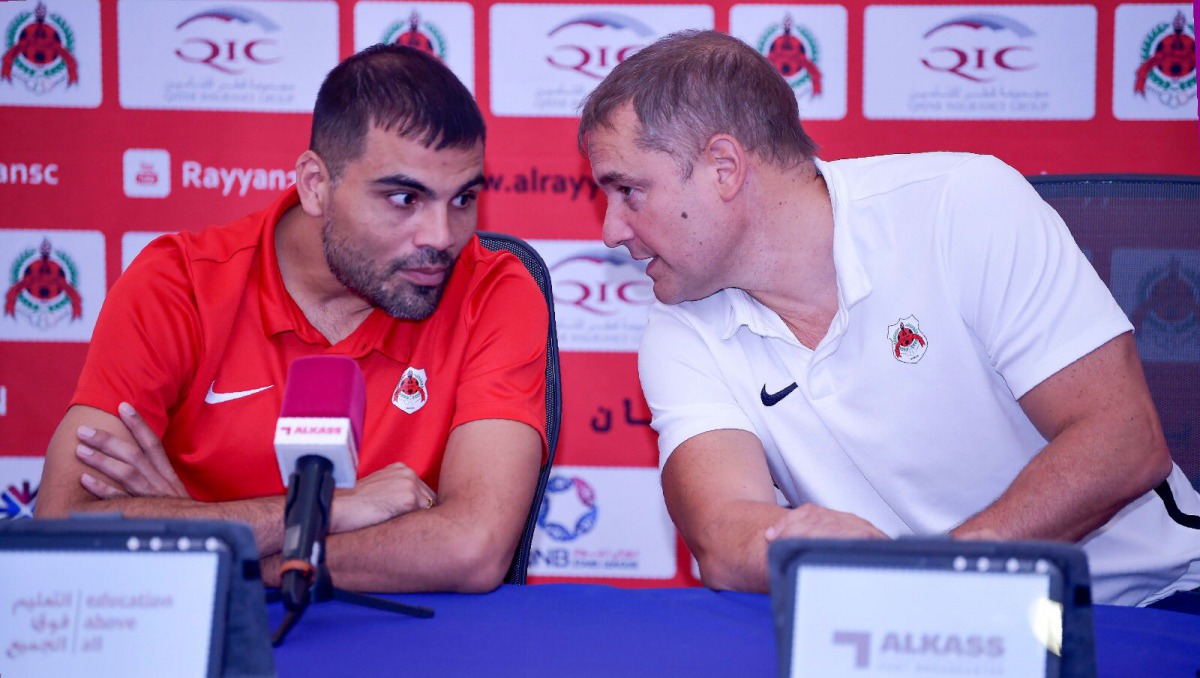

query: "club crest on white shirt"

left=392, top=367, right=428, bottom=414
left=887, top=315, right=928, bottom=364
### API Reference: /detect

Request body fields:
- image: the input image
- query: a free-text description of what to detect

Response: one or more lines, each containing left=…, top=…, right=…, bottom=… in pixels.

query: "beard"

left=321, top=215, right=455, bottom=321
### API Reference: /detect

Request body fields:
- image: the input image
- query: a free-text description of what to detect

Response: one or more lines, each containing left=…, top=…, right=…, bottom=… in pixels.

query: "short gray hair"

left=578, top=30, right=818, bottom=177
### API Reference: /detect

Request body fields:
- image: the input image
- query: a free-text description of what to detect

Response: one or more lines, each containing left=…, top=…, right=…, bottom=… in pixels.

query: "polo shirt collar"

left=719, top=157, right=873, bottom=340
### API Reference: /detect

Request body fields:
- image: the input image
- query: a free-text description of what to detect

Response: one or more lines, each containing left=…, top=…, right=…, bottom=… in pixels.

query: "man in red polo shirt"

left=34, top=45, right=548, bottom=593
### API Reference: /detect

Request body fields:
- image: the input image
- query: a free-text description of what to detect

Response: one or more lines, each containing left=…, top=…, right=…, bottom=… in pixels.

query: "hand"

left=260, top=554, right=282, bottom=588
left=75, top=402, right=189, bottom=500
left=764, top=503, right=889, bottom=541
left=330, top=462, right=437, bottom=534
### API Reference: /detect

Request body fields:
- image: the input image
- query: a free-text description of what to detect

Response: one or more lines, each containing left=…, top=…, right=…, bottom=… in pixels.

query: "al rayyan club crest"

left=1131, top=259, right=1200, bottom=345
left=887, top=315, right=928, bottom=364
left=383, top=11, right=447, bottom=61
left=1, top=2, right=79, bottom=94
left=757, top=14, right=822, bottom=97
left=1134, top=11, right=1196, bottom=108
left=392, top=366, right=429, bottom=414
left=5, top=238, right=82, bottom=329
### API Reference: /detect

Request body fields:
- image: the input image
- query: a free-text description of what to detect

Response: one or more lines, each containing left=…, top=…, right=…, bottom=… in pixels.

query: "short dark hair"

left=578, top=30, right=817, bottom=177
left=310, top=44, right=485, bottom=179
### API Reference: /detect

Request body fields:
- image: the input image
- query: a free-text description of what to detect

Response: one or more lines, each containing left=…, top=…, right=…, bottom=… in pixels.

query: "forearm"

left=52, top=495, right=287, bottom=556
left=682, top=500, right=789, bottom=593
left=952, top=417, right=1171, bottom=541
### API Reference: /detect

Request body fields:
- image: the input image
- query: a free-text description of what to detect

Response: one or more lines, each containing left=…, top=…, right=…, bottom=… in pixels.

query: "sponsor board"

left=121, top=231, right=170, bottom=271
left=180, top=160, right=296, bottom=197
left=530, top=239, right=654, bottom=353
left=729, top=4, right=848, bottom=120
left=117, top=0, right=338, bottom=112
left=1111, top=248, right=1200, bottom=363
left=354, top=2, right=475, bottom=93
left=490, top=4, right=713, bottom=117
left=1, top=229, right=104, bottom=342
left=1113, top=4, right=1196, bottom=120
left=863, top=5, right=1096, bottom=120
left=0, top=160, right=60, bottom=186
left=0, top=456, right=42, bottom=520
left=0, top=0, right=102, bottom=108
left=530, top=466, right=676, bottom=578
left=123, top=148, right=171, bottom=199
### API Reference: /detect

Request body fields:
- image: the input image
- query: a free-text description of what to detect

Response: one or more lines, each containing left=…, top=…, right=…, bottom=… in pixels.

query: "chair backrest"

left=1028, top=175, right=1200, bottom=491
left=476, top=231, right=562, bottom=584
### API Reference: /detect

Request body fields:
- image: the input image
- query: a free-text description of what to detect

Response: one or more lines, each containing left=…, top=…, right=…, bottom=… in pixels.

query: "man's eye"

left=452, top=192, right=477, bottom=208
left=390, top=192, right=417, bottom=207
left=618, top=186, right=633, bottom=197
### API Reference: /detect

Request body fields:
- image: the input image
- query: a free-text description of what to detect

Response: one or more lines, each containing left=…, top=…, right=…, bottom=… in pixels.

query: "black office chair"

left=477, top=231, right=562, bottom=584
left=1028, top=175, right=1200, bottom=491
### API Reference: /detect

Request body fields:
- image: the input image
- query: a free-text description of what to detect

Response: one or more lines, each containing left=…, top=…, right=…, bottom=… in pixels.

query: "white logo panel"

left=864, top=5, right=1097, bottom=120
left=1113, top=4, right=1196, bottom=120
left=730, top=5, right=848, bottom=120
left=121, top=231, right=171, bottom=271
left=122, top=148, right=171, bottom=199
left=490, top=4, right=714, bottom=117
left=530, top=466, right=676, bottom=578
left=118, top=0, right=339, bottom=112
left=0, top=456, right=44, bottom=519
left=531, top=239, right=654, bottom=353
left=354, top=2, right=475, bottom=94
left=0, top=0, right=102, bottom=108
left=0, top=229, right=105, bottom=342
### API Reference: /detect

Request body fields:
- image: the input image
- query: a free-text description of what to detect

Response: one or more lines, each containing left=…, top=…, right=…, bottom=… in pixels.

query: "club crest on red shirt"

left=392, top=366, right=428, bottom=414
left=887, top=315, right=928, bottom=364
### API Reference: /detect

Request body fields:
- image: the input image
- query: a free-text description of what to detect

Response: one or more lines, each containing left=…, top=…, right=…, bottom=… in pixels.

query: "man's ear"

left=295, top=150, right=332, bottom=218
left=703, top=135, right=747, bottom=202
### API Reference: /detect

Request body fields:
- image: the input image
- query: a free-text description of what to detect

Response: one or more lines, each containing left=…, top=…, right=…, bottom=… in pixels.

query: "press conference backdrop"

left=0, top=0, right=1197, bottom=588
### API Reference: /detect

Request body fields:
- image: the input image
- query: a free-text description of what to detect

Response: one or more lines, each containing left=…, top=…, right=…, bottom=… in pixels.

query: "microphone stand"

left=269, top=458, right=434, bottom=647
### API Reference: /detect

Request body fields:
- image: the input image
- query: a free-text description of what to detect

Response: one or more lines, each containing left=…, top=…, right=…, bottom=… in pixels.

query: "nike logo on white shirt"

left=204, top=382, right=274, bottom=405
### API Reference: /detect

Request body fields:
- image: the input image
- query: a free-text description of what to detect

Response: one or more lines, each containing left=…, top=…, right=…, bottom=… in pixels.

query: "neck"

left=274, top=206, right=373, bottom=344
left=732, top=161, right=838, bottom=348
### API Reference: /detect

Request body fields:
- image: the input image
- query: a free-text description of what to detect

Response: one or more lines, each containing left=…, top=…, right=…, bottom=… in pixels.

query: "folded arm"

left=663, top=429, right=885, bottom=594
left=952, top=332, right=1172, bottom=541
left=37, top=404, right=288, bottom=555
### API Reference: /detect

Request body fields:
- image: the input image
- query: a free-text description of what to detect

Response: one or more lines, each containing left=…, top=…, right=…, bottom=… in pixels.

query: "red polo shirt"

left=72, top=188, right=547, bottom=501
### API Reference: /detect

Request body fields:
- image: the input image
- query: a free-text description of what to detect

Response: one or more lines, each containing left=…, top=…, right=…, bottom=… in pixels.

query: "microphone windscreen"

left=279, top=356, right=366, bottom=446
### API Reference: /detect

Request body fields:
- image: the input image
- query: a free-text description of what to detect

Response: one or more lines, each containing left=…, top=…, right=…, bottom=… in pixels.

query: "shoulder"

left=123, top=201, right=270, bottom=283
left=823, top=152, right=1011, bottom=202
left=453, top=235, right=547, bottom=323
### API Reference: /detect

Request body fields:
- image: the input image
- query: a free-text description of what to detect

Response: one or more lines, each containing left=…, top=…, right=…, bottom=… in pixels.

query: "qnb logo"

left=2, top=480, right=37, bottom=520
left=537, top=475, right=598, bottom=542
left=832, top=630, right=1005, bottom=668
left=921, top=13, right=1036, bottom=83
left=174, top=7, right=282, bottom=75
left=551, top=250, right=653, bottom=316
left=546, top=12, right=653, bottom=80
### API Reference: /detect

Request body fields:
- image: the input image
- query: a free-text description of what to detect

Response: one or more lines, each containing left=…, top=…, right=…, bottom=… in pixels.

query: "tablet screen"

left=790, top=554, right=1062, bottom=678
left=0, top=536, right=229, bottom=678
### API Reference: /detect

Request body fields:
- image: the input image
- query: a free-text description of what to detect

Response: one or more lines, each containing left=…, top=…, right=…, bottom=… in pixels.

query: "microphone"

left=272, top=355, right=365, bottom=611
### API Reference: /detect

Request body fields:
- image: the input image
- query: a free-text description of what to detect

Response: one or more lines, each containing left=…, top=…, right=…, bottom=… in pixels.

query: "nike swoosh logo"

left=205, top=382, right=273, bottom=405
left=760, top=383, right=798, bottom=407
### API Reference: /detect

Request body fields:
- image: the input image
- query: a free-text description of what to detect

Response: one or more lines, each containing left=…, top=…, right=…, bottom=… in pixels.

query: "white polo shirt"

left=640, top=152, right=1200, bottom=606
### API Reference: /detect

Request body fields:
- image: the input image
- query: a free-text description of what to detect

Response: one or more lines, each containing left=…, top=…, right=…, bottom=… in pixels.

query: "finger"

left=81, top=472, right=130, bottom=500
left=79, top=420, right=174, bottom=497
left=76, top=443, right=153, bottom=496
left=118, top=402, right=186, bottom=496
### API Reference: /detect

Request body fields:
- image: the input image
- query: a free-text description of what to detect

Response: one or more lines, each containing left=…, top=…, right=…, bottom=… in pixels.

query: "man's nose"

left=414, top=206, right=454, bottom=251
left=601, top=206, right=631, bottom=250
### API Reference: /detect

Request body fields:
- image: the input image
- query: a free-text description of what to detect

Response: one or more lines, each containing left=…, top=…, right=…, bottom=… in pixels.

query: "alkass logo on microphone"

left=531, top=240, right=654, bottom=353
left=0, top=0, right=102, bottom=109
left=863, top=5, right=1096, bottom=120
left=730, top=5, right=848, bottom=120
left=117, top=0, right=338, bottom=112
left=490, top=4, right=713, bottom=117
left=354, top=2, right=475, bottom=94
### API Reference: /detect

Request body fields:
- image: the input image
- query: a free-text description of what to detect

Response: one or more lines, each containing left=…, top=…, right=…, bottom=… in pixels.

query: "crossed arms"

left=36, top=403, right=540, bottom=593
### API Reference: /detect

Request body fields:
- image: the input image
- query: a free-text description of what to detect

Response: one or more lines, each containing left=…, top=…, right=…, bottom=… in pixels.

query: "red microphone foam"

left=280, top=356, right=366, bottom=447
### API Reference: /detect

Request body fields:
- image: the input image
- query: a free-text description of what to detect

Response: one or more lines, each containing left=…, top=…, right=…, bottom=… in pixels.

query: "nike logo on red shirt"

left=204, top=382, right=273, bottom=404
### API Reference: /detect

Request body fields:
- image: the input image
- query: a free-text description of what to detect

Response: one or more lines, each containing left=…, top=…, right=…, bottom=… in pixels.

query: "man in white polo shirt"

left=579, top=30, right=1200, bottom=607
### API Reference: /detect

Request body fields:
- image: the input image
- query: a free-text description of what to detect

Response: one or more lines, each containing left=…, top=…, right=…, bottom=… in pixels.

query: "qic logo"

left=921, top=14, right=1036, bottom=83
left=551, top=249, right=653, bottom=316
left=545, top=12, right=653, bottom=80
left=174, top=6, right=281, bottom=75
